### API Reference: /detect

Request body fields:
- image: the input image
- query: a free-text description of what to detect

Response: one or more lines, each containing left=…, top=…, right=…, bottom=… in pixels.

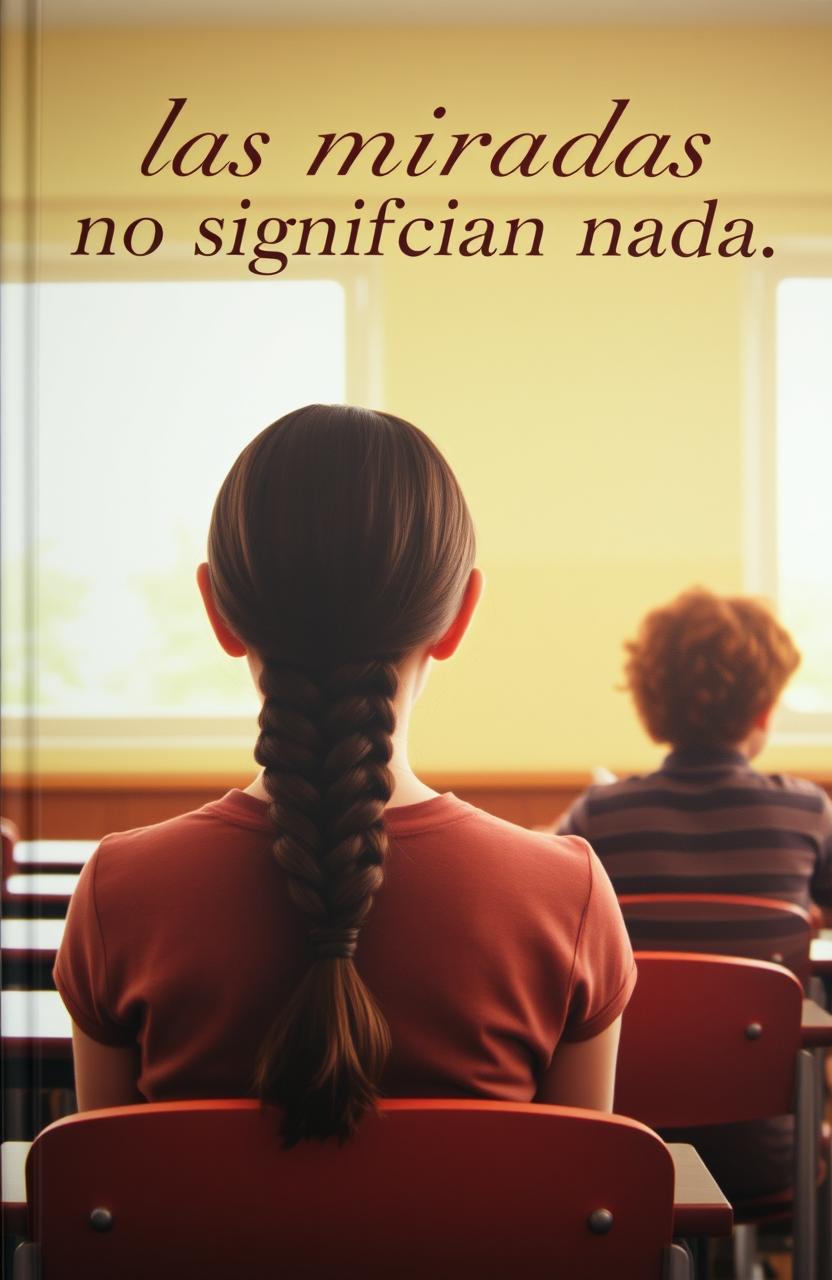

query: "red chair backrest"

left=618, top=893, right=812, bottom=988
left=615, top=952, right=803, bottom=1130
left=25, top=1099, right=679, bottom=1279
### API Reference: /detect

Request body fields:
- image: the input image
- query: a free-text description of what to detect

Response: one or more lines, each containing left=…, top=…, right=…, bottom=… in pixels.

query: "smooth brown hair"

left=206, top=405, right=476, bottom=1143
left=623, top=587, right=800, bottom=750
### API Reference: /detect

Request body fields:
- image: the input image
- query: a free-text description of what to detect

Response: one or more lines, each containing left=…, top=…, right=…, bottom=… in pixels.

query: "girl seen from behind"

left=55, top=404, right=636, bottom=1143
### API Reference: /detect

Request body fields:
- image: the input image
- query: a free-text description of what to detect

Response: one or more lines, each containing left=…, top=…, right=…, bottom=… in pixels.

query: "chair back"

left=23, top=1098, right=682, bottom=1279
left=614, top=952, right=803, bottom=1130
left=618, top=893, right=813, bottom=988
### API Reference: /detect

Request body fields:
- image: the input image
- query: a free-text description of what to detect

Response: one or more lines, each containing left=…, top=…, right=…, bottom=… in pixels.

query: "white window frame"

left=744, top=239, right=832, bottom=742
left=2, top=260, right=382, bottom=763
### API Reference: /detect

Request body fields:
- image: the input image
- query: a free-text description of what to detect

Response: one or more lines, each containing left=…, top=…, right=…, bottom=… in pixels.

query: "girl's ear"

left=196, top=563, right=248, bottom=657
left=429, top=568, right=485, bottom=662
left=753, top=704, right=775, bottom=732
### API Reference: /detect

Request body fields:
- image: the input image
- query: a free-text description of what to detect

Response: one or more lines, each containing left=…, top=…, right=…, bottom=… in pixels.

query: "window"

left=1, top=274, right=377, bottom=754
left=745, top=247, right=832, bottom=737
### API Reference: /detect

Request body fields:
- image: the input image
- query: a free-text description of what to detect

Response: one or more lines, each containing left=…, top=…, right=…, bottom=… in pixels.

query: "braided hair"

left=206, top=405, right=475, bottom=1142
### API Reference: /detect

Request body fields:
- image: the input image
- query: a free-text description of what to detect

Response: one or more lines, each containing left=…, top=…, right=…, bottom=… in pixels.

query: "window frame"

left=744, top=239, right=832, bottom=742
left=1, top=260, right=381, bottom=767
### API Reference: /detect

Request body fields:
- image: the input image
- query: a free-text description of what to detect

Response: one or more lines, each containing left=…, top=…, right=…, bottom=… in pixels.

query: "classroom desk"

left=1, top=919, right=65, bottom=959
left=1, top=992, right=71, bottom=1053
left=2, top=1141, right=28, bottom=1236
left=668, top=1143, right=733, bottom=1238
left=1, top=992, right=74, bottom=1088
left=2, top=875, right=80, bottom=919
left=811, top=929, right=832, bottom=975
left=3, top=875, right=79, bottom=899
left=14, top=840, right=96, bottom=871
left=800, top=997, right=832, bottom=1047
left=0, top=1138, right=733, bottom=1242
left=1, top=919, right=64, bottom=989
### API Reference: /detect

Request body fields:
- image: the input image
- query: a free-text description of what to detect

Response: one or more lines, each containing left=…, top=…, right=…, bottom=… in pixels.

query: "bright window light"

left=1, top=280, right=347, bottom=718
left=775, top=277, right=832, bottom=717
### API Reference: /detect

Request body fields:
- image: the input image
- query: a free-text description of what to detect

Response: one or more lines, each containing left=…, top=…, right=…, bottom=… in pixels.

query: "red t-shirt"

left=54, top=790, right=636, bottom=1103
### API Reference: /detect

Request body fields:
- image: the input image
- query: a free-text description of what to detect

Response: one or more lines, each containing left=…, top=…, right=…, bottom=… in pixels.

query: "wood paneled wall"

left=3, top=772, right=831, bottom=841
left=2, top=774, right=594, bottom=839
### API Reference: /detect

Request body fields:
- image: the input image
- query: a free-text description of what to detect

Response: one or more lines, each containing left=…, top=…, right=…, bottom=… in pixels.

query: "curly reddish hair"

left=623, top=588, right=800, bottom=749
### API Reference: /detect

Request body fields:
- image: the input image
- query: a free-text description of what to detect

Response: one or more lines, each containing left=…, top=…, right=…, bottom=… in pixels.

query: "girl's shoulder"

left=89, top=789, right=273, bottom=886
left=385, top=792, right=596, bottom=888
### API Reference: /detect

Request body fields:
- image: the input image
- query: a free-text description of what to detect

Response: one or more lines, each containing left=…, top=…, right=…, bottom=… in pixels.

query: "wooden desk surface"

left=1, top=990, right=72, bottom=1055
left=1, top=918, right=64, bottom=957
left=14, top=840, right=96, bottom=869
left=800, top=997, right=832, bottom=1047
left=0, top=1137, right=733, bottom=1242
left=4, top=874, right=79, bottom=900
left=2, top=1141, right=28, bottom=1236
left=668, top=1143, right=733, bottom=1237
left=811, top=930, right=832, bottom=974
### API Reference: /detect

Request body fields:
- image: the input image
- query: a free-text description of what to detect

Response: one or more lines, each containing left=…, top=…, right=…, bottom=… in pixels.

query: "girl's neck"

left=243, top=653, right=439, bottom=809
left=243, top=763, right=438, bottom=809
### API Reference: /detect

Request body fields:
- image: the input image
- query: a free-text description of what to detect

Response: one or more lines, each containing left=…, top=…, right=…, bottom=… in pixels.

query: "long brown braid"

left=206, top=405, right=475, bottom=1142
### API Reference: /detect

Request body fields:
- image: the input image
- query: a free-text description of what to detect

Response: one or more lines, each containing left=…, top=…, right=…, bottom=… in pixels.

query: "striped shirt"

left=558, top=749, right=832, bottom=912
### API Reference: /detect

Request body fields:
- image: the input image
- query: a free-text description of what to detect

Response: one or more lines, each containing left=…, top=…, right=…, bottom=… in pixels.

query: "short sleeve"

left=53, top=847, right=137, bottom=1047
left=560, top=844, right=637, bottom=1042
left=810, top=789, right=832, bottom=906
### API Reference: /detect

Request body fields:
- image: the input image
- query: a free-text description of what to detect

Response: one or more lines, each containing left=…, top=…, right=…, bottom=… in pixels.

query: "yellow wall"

left=2, top=23, right=831, bottom=777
